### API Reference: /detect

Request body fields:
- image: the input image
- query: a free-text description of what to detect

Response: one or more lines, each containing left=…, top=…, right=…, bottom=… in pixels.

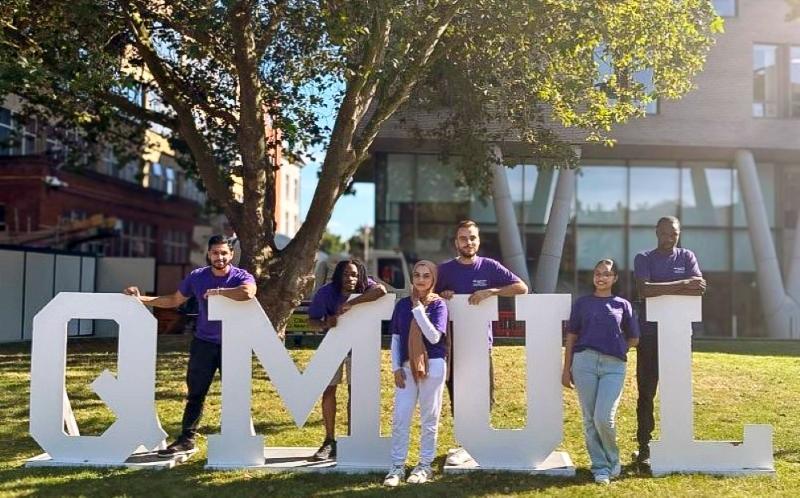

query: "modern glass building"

left=363, top=0, right=800, bottom=338
left=369, top=153, right=792, bottom=337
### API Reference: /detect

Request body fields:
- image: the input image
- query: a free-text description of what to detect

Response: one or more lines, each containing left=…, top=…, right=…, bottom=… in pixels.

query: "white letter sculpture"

left=206, top=294, right=395, bottom=470
left=647, top=295, right=774, bottom=475
left=29, top=293, right=166, bottom=464
left=447, top=294, right=572, bottom=472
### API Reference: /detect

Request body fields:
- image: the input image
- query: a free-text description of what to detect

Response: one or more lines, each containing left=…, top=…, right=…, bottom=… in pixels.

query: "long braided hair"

left=330, top=259, right=370, bottom=294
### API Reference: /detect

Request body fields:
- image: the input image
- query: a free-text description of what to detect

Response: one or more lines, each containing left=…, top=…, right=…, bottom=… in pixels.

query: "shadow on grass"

left=0, top=463, right=604, bottom=498
left=691, top=339, right=800, bottom=357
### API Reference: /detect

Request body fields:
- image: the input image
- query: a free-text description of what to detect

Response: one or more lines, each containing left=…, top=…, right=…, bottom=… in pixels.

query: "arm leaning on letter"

left=123, top=287, right=188, bottom=309
left=468, top=281, right=529, bottom=305
left=340, top=283, right=388, bottom=313
left=204, top=283, right=257, bottom=301
left=636, top=277, right=706, bottom=298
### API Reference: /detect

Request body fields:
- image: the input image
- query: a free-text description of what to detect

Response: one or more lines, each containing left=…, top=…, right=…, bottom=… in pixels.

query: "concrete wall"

left=0, top=249, right=96, bottom=342
left=0, top=250, right=154, bottom=343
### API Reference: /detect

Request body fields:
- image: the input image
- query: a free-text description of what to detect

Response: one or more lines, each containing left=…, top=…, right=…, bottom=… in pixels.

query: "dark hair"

left=207, top=234, right=235, bottom=251
left=331, top=259, right=369, bottom=293
left=455, top=219, right=479, bottom=235
left=594, top=258, right=619, bottom=275
left=656, top=216, right=680, bottom=229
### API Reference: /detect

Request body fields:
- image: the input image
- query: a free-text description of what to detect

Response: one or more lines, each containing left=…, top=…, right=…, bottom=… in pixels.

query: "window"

left=163, top=230, right=189, bottom=263
left=0, top=204, right=6, bottom=232
left=681, top=163, right=733, bottom=227
left=634, top=68, right=658, bottom=115
left=285, top=173, right=290, bottom=200
left=22, top=118, right=37, bottom=154
left=712, top=0, right=737, bottom=17
left=576, top=164, right=627, bottom=224
left=101, top=146, right=117, bottom=175
left=294, top=178, right=300, bottom=202
left=149, top=162, right=164, bottom=191
left=753, top=44, right=779, bottom=117
left=0, top=107, right=16, bottom=155
left=594, top=46, right=658, bottom=115
left=791, top=46, right=800, bottom=118
left=628, top=162, right=679, bottom=225
left=165, top=166, right=176, bottom=195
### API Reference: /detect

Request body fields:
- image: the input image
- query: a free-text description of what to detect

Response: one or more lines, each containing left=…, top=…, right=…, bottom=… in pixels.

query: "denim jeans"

left=571, top=348, right=627, bottom=477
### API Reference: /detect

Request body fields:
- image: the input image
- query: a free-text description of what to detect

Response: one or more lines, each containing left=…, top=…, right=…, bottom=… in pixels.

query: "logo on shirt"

left=472, top=279, right=489, bottom=288
left=673, top=266, right=685, bottom=273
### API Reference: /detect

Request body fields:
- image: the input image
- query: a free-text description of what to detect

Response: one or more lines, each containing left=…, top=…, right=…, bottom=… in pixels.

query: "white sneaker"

left=445, top=447, right=472, bottom=466
left=407, top=465, right=433, bottom=484
left=383, top=465, right=404, bottom=487
left=594, top=473, right=611, bottom=485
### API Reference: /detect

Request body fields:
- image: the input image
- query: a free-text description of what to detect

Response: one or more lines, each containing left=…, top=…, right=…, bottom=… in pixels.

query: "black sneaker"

left=158, top=437, right=196, bottom=458
left=633, top=448, right=651, bottom=473
left=310, top=439, right=336, bottom=461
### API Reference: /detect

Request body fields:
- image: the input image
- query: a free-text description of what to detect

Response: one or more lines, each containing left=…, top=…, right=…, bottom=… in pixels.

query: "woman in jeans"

left=383, top=260, right=448, bottom=487
left=562, top=258, right=640, bottom=485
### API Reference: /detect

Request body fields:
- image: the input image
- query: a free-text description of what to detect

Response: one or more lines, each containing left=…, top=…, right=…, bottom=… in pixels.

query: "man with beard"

left=633, top=216, right=705, bottom=471
left=123, top=234, right=256, bottom=457
left=307, top=259, right=387, bottom=461
left=436, top=220, right=528, bottom=466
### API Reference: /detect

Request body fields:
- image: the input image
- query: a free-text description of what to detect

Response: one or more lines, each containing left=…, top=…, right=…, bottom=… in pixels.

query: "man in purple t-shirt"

left=307, top=259, right=386, bottom=461
left=124, top=234, right=256, bottom=458
left=633, top=216, right=705, bottom=469
left=435, top=220, right=528, bottom=466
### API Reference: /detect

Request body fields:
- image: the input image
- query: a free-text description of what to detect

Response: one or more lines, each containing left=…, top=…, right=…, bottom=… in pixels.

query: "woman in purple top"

left=383, top=260, right=448, bottom=487
left=562, top=258, right=640, bottom=485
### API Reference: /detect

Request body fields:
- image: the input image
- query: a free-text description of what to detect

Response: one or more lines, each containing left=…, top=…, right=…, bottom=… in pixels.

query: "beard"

left=458, top=246, right=477, bottom=258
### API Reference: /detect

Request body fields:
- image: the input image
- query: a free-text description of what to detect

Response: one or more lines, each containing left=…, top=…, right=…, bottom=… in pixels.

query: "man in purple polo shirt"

left=633, top=216, right=706, bottom=470
left=436, top=219, right=528, bottom=466
left=124, top=234, right=256, bottom=458
left=307, top=259, right=387, bottom=461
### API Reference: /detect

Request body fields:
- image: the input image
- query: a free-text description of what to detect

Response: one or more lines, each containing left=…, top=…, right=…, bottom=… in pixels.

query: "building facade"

left=0, top=95, right=205, bottom=266
left=364, top=0, right=800, bottom=338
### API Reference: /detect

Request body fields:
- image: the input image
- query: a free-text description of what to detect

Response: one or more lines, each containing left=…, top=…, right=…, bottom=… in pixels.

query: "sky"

left=296, top=78, right=374, bottom=240
left=299, top=147, right=374, bottom=240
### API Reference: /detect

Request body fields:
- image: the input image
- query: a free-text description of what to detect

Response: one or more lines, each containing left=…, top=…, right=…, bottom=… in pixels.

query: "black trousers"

left=636, top=333, right=659, bottom=450
left=180, top=337, right=222, bottom=440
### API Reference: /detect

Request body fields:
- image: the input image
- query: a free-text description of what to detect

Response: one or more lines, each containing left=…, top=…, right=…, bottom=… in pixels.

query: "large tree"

left=0, top=0, right=720, bottom=332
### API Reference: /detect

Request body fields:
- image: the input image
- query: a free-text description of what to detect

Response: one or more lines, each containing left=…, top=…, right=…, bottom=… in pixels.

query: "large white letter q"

left=29, top=293, right=166, bottom=464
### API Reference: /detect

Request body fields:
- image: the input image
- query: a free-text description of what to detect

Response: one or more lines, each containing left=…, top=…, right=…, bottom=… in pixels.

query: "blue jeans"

left=571, top=348, right=626, bottom=477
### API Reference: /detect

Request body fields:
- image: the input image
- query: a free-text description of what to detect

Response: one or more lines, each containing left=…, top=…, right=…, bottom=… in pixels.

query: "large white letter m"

left=206, top=294, right=395, bottom=469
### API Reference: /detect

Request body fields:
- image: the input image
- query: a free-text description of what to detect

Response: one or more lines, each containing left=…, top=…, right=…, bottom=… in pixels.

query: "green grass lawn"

left=1, top=336, right=799, bottom=497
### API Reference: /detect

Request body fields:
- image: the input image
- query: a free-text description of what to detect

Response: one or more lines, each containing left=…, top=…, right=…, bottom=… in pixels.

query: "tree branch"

left=121, top=0, right=237, bottom=217
left=254, top=0, right=287, bottom=57
left=228, top=0, right=275, bottom=272
left=100, top=91, right=179, bottom=130
left=353, top=2, right=460, bottom=161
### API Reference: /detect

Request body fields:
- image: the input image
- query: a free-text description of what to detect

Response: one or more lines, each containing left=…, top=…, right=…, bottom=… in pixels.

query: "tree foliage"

left=0, top=0, right=720, bottom=331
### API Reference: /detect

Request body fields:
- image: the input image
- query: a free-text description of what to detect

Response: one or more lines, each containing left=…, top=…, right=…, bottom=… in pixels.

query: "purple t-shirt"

left=569, top=295, right=640, bottom=361
left=435, top=256, right=520, bottom=295
left=178, top=266, right=256, bottom=344
left=435, top=256, right=521, bottom=344
left=634, top=247, right=702, bottom=334
left=390, top=297, right=448, bottom=361
left=307, top=278, right=377, bottom=331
